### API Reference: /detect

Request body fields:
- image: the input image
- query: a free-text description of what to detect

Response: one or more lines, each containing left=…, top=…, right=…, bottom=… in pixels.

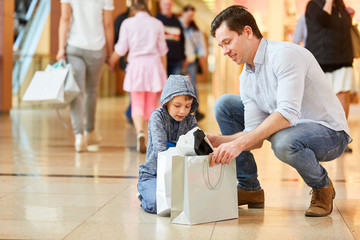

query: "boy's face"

left=167, top=96, right=193, bottom=122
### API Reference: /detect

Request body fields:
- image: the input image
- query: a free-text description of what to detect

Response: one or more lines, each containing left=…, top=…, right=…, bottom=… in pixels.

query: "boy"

left=137, top=75, right=199, bottom=214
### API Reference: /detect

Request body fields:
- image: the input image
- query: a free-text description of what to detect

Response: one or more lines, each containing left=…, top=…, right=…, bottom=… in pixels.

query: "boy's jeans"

left=138, top=172, right=157, bottom=214
left=214, top=94, right=349, bottom=190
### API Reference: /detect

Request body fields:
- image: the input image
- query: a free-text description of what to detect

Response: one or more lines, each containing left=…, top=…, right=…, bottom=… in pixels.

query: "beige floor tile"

left=0, top=205, right=99, bottom=221
left=0, top=220, right=81, bottom=239
left=350, top=227, right=360, bottom=240
left=18, top=181, right=127, bottom=194
left=64, top=222, right=214, bottom=240
left=0, top=192, right=116, bottom=207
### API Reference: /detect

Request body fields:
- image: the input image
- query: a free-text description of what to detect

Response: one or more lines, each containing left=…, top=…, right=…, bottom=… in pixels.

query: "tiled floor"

left=0, top=84, right=359, bottom=239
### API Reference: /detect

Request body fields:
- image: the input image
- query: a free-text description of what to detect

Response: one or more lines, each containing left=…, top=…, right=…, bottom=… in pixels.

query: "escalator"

left=12, top=0, right=50, bottom=104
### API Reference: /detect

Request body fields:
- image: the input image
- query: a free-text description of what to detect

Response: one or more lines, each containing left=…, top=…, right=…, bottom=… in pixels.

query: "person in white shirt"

left=207, top=5, right=351, bottom=217
left=56, top=0, right=114, bottom=152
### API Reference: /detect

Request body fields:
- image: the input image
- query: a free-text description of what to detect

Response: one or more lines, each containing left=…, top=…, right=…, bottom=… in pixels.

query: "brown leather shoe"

left=237, top=188, right=265, bottom=208
left=305, top=180, right=336, bottom=217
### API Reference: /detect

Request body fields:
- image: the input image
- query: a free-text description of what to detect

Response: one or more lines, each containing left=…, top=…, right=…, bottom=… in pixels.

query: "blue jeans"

left=214, top=94, right=349, bottom=189
left=167, top=60, right=183, bottom=75
left=137, top=172, right=157, bottom=214
left=187, top=61, right=198, bottom=97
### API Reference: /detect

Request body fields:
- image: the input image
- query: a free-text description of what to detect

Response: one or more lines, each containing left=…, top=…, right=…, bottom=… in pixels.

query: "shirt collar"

left=244, top=38, right=267, bottom=73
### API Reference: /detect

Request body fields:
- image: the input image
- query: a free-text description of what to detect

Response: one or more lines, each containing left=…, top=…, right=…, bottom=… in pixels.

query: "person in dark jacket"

left=156, top=0, right=186, bottom=75
left=114, top=8, right=132, bottom=123
left=305, top=0, right=355, bottom=152
left=137, top=75, right=199, bottom=214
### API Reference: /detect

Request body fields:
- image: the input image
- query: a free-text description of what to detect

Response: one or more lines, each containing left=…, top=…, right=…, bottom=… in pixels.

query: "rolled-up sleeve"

left=272, top=48, right=307, bottom=126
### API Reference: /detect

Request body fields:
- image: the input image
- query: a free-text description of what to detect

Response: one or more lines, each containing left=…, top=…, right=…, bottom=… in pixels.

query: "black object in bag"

left=193, top=129, right=213, bottom=155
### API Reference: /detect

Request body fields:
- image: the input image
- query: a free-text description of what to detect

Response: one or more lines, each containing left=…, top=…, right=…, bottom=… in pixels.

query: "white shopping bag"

left=22, top=60, right=80, bottom=108
left=170, top=155, right=238, bottom=225
left=156, top=147, right=179, bottom=216
left=22, top=69, right=69, bottom=104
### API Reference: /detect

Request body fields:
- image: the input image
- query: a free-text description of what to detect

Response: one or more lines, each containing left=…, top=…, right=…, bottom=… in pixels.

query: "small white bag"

left=170, top=155, right=238, bottom=225
left=156, top=147, right=179, bottom=216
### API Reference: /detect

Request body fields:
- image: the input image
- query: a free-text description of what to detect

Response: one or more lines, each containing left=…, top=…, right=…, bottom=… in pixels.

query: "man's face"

left=215, top=22, right=249, bottom=65
left=160, top=0, right=173, bottom=15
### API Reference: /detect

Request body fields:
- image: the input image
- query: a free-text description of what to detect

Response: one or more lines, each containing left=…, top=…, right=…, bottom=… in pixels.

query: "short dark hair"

left=183, top=5, right=195, bottom=12
left=210, top=5, right=263, bottom=39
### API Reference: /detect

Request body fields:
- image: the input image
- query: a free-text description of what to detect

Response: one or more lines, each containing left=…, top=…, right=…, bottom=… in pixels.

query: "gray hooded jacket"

left=139, top=75, right=199, bottom=177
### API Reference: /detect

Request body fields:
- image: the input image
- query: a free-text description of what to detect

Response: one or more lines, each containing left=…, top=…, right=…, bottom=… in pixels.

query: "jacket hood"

left=160, top=75, right=199, bottom=114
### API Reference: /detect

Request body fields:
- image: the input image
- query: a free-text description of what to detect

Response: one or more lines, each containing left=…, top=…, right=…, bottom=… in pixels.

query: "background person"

left=109, top=0, right=168, bottom=153
left=156, top=0, right=186, bottom=75
left=179, top=4, right=207, bottom=121
left=305, top=0, right=355, bottom=152
left=56, top=0, right=114, bottom=152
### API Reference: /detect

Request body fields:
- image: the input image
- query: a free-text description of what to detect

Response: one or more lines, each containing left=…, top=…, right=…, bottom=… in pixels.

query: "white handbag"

left=170, top=155, right=238, bottom=225
left=156, top=147, right=179, bottom=216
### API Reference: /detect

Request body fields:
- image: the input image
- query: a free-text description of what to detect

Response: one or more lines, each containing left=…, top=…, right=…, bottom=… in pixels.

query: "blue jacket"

left=139, top=75, right=199, bottom=177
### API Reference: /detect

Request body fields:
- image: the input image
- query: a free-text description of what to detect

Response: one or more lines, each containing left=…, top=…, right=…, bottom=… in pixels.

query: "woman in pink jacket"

left=109, top=0, right=168, bottom=153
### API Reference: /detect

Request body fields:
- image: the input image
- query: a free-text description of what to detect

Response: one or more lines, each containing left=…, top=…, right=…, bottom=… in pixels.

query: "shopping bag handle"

left=52, top=59, right=67, bottom=68
left=203, top=158, right=224, bottom=190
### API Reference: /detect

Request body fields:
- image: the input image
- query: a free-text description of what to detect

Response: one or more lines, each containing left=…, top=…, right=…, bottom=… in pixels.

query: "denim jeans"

left=187, top=61, right=198, bottom=97
left=167, top=60, right=183, bottom=76
left=137, top=172, right=157, bottom=214
left=214, top=94, right=349, bottom=189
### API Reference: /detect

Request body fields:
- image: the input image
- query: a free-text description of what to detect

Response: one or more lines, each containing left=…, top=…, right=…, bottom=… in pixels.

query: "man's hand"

left=209, top=139, right=243, bottom=167
left=205, top=133, right=223, bottom=148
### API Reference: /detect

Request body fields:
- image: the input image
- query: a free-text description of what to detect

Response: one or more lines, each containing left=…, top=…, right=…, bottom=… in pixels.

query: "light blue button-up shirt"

left=240, top=39, right=350, bottom=139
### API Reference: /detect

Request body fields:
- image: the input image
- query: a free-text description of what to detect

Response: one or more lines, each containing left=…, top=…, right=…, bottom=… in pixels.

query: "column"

left=0, top=0, right=14, bottom=113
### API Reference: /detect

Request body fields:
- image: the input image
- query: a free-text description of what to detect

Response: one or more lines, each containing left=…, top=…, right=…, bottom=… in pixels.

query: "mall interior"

left=0, top=0, right=360, bottom=239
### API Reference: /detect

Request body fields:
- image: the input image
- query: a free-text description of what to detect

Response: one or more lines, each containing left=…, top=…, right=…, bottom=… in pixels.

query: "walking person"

left=56, top=0, right=114, bottom=152
left=109, top=0, right=168, bottom=153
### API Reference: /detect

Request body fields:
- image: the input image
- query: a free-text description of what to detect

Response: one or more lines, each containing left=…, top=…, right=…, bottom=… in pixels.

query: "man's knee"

left=271, top=133, right=299, bottom=166
left=214, top=94, right=239, bottom=119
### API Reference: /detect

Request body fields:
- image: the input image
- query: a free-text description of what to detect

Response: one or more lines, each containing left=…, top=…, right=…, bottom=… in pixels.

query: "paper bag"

left=170, top=155, right=238, bottom=225
left=156, top=147, right=179, bottom=216
left=22, top=69, right=69, bottom=104
left=22, top=60, right=80, bottom=108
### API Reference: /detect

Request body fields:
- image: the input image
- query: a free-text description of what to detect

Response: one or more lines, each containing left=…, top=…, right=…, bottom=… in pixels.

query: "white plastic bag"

left=176, top=127, right=214, bottom=156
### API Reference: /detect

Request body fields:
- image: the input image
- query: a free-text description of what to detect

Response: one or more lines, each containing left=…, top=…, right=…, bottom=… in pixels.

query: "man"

left=208, top=5, right=351, bottom=217
left=156, top=0, right=186, bottom=75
